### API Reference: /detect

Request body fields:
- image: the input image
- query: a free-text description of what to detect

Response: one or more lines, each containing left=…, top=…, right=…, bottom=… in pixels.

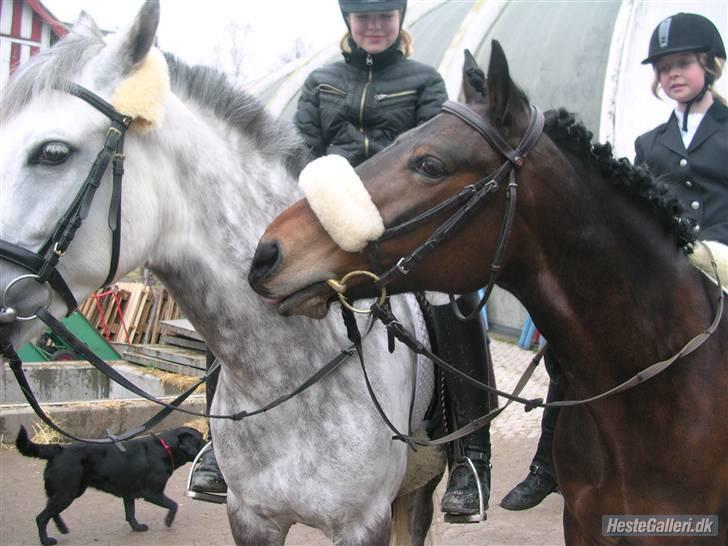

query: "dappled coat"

left=295, top=38, right=447, bottom=167
left=634, top=100, right=728, bottom=244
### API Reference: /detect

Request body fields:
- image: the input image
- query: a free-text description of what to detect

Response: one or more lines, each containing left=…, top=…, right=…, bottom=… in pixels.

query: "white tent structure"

left=252, top=0, right=727, bottom=336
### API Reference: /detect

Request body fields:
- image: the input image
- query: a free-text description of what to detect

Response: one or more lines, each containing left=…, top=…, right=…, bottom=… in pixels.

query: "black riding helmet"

left=642, top=12, right=725, bottom=65
left=339, top=0, right=407, bottom=30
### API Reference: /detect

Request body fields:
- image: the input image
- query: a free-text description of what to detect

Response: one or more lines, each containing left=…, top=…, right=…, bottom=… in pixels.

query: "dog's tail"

left=15, top=426, right=61, bottom=460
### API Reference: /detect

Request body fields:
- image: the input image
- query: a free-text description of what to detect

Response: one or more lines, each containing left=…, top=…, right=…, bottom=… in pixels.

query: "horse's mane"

left=164, top=53, right=310, bottom=177
left=543, top=109, right=696, bottom=250
left=1, top=32, right=309, bottom=177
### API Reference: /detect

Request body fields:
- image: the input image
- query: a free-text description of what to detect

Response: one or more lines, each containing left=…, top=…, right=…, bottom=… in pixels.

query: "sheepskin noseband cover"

left=299, top=155, right=385, bottom=252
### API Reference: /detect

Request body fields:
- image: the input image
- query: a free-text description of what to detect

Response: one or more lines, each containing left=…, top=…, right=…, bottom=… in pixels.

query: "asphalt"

left=0, top=339, right=565, bottom=546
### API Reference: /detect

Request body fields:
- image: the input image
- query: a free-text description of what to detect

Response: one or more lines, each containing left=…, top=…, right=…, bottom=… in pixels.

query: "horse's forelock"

left=1, top=33, right=104, bottom=121
left=543, top=109, right=696, bottom=250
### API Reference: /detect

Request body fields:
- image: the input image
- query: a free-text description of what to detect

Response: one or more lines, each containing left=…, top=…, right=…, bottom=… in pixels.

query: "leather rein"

left=340, top=100, right=724, bottom=448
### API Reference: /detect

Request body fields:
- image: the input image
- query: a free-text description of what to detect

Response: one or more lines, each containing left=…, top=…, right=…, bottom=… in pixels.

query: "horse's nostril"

left=249, top=240, right=281, bottom=286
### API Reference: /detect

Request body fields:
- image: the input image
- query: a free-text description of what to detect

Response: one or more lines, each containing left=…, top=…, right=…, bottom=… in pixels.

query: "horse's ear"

left=72, top=11, right=104, bottom=40
left=103, top=0, right=160, bottom=78
left=462, top=49, right=487, bottom=105
left=97, top=0, right=168, bottom=128
left=486, top=40, right=524, bottom=126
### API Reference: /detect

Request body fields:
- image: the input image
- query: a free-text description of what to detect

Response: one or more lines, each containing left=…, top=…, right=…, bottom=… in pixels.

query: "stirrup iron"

left=185, top=442, right=227, bottom=504
left=443, top=456, right=487, bottom=523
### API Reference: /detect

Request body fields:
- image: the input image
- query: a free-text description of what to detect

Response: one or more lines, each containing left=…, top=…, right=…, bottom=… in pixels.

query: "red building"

left=0, top=0, right=67, bottom=88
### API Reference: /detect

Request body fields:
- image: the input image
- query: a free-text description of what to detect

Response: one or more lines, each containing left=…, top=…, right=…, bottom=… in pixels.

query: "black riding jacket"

left=294, top=39, right=447, bottom=167
left=635, top=100, right=728, bottom=244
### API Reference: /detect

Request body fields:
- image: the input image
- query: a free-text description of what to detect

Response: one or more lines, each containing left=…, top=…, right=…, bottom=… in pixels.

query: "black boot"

left=187, top=351, right=227, bottom=504
left=499, top=463, right=557, bottom=511
left=501, top=349, right=563, bottom=511
left=440, top=447, right=491, bottom=521
left=189, top=443, right=227, bottom=492
left=430, top=293, right=497, bottom=523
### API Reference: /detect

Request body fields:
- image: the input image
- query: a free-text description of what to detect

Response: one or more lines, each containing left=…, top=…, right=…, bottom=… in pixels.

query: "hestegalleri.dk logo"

left=603, top=515, right=718, bottom=536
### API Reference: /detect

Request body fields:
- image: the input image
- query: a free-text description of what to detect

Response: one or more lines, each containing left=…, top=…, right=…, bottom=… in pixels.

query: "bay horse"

left=0, top=2, right=445, bottom=545
left=251, top=42, right=728, bottom=544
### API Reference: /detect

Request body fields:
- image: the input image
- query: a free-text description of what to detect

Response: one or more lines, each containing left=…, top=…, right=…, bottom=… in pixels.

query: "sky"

left=43, top=0, right=346, bottom=83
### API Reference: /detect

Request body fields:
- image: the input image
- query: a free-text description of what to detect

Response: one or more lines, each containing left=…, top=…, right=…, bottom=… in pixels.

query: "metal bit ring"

left=2, top=274, right=54, bottom=322
left=326, top=270, right=387, bottom=314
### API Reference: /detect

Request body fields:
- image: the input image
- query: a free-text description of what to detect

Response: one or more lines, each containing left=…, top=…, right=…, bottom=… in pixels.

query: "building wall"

left=1, top=0, right=57, bottom=89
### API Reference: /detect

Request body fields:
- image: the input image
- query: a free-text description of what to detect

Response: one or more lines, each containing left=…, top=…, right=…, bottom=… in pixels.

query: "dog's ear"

left=178, top=430, right=203, bottom=460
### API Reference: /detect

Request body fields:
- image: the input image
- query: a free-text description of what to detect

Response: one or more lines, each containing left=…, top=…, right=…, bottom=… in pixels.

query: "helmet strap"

left=678, top=82, right=710, bottom=131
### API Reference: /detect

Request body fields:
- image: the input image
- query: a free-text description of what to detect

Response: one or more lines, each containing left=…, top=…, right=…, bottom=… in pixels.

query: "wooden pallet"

left=79, top=283, right=183, bottom=345
left=159, top=335, right=207, bottom=352
left=120, top=344, right=206, bottom=377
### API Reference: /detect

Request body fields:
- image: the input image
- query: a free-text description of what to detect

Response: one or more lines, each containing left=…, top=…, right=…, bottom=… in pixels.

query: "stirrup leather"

left=185, top=442, right=227, bottom=504
left=443, top=456, right=487, bottom=523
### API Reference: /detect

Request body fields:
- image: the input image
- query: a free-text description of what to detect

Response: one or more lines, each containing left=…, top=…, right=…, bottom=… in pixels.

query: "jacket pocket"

left=315, top=84, right=347, bottom=97
left=374, top=90, right=417, bottom=101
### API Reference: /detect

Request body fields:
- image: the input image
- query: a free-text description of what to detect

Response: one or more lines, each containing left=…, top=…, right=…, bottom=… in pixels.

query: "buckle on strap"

left=396, top=257, right=411, bottom=275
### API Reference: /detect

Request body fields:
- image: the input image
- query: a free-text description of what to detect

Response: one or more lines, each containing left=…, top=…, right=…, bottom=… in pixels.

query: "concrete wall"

left=1, top=361, right=187, bottom=404
left=0, top=395, right=206, bottom=444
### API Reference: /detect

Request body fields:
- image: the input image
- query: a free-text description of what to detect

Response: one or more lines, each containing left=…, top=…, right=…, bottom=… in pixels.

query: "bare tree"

left=278, top=36, right=312, bottom=65
left=210, top=22, right=313, bottom=82
left=211, top=20, right=254, bottom=80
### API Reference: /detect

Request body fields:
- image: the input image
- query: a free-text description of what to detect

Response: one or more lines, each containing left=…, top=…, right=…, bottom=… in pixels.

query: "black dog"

left=16, top=425, right=204, bottom=546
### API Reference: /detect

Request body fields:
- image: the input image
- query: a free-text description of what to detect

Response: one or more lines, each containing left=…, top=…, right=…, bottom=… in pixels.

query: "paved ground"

left=0, top=339, right=565, bottom=545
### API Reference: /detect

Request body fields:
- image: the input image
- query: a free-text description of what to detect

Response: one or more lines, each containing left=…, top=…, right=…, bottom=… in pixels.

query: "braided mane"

left=543, top=109, right=696, bottom=250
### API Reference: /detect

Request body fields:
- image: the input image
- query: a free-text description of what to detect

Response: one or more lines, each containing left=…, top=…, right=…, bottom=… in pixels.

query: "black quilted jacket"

left=294, top=39, right=447, bottom=167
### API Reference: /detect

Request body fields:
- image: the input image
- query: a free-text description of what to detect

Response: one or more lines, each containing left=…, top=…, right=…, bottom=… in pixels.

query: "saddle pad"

left=395, top=294, right=444, bottom=497
left=689, top=241, right=727, bottom=291
left=402, top=293, right=435, bottom=433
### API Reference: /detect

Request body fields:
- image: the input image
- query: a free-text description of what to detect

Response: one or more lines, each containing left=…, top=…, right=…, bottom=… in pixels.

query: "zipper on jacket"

left=359, top=58, right=373, bottom=158
left=374, top=90, right=417, bottom=101
left=315, top=84, right=347, bottom=97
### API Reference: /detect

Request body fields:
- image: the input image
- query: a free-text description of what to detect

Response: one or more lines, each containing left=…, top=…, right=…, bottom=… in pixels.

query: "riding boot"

left=187, top=351, right=227, bottom=504
left=500, top=348, right=563, bottom=511
left=430, top=293, right=496, bottom=523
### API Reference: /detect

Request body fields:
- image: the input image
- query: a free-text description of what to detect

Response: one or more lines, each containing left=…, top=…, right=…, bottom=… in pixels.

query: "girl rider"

left=295, top=0, right=497, bottom=524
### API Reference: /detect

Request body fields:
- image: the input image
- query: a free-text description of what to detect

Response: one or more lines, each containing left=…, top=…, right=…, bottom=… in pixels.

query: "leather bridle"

left=0, top=84, right=130, bottom=323
left=365, top=100, right=545, bottom=318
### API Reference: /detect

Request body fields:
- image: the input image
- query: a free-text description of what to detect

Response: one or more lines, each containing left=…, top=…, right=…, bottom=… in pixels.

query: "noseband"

left=364, top=100, right=544, bottom=316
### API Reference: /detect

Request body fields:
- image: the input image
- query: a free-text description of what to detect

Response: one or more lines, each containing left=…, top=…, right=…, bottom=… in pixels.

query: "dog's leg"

left=36, top=489, right=78, bottom=546
left=123, top=497, right=149, bottom=532
left=52, top=515, right=69, bottom=534
left=141, top=492, right=178, bottom=527
left=36, top=497, right=73, bottom=546
left=35, top=510, right=55, bottom=546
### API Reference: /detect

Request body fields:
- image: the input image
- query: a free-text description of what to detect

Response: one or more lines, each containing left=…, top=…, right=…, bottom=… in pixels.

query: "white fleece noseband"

left=299, top=155, right=385, bottom=252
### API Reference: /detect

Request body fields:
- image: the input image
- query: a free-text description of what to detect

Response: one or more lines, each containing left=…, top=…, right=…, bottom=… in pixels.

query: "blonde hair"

left=651, top=52, right=726, bottom=105
left=340, top=29, right=414, bottom=58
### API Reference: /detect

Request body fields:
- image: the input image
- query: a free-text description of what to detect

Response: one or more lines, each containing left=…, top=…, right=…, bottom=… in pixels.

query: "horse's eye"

left=30, top=141, right=72, bottom=166
left=415, top=157, right=446, bottom=180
